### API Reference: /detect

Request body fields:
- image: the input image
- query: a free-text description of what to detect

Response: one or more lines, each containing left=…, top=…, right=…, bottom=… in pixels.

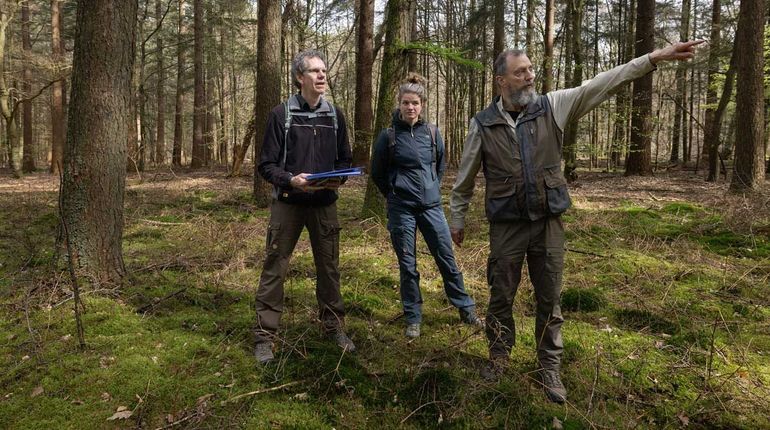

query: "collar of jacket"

left=476, top=95, right=546, bottom=127
left=288, top=93, right=331, bottom=113
left=390, top=109, right=425, bottom=131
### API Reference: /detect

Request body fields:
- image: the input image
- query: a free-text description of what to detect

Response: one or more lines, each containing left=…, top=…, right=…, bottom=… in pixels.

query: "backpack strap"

left=281, top=96, right=339, bottom=169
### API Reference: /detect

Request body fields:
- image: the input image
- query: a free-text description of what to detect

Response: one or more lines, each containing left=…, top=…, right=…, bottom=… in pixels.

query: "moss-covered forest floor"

left=1, top=168, right=769, bottom=429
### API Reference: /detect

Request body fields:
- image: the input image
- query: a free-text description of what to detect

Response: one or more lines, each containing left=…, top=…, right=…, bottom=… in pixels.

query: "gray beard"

left=507, top=87, right=538, bottom=108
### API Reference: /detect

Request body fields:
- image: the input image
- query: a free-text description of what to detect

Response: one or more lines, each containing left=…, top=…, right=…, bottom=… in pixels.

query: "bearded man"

left=449, top=40, right=703, bottom=403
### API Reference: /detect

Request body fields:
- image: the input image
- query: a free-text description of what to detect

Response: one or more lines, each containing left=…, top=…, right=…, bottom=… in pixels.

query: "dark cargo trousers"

left=255, top=200, right=345, bottom=343
left=485, top=216, right=565, bottom=370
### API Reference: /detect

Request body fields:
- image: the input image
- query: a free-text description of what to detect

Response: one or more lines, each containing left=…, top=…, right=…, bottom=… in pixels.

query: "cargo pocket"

left=543, top=168, right=571, bottom=215
left=265, top=222, right=281, bottom=254
left=485, top=179, right=519, bottom=221
left=320, top=220, right=341, bottom=259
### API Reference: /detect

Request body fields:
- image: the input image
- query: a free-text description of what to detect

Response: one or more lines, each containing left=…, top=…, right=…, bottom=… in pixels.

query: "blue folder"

left=305, top=167, right=364, bottom=181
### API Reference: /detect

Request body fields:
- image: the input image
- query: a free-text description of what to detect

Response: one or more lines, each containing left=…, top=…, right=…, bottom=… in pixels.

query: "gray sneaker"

left=541, top=368, right=567, bottom=404
left=332, top=330, right=357, bottom=353
left=405, top=323, right=421, bottom=338
left=254, top=342, right=274, bottom=365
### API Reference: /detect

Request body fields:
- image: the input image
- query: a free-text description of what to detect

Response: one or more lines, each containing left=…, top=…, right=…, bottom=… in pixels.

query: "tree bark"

left=190, top=0, right=205, bottom=168
left=730, top=0, right=766, bottom=191
left=50, top=0, right=65, bottom=175
left=704, top=0, right=723, bottom=181
left=625, top=0, right=654, bottom=176
left=351, top=0, right=374, bottom=167
left=670, top=0, right=690, bottom=164
left=21, top=1, right=35, bottom=172
left=563, top=0, right=584, bottom=182
left=60, top=0, right=138, bottom=284
left=542, top=0, right=555, bottom=93
left=0, top=2, right=22, bottom=178
left=155, top=0, right=166, bottom=165
left=172, top=0, right=185, bottom=166
left=252, top=0, right=281, bottom=206
left=361, top=0, right=410, bottom=219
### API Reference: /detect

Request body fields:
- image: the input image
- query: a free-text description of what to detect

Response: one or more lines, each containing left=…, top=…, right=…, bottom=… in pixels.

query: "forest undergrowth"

left=1, top=168, right=769, bottom=429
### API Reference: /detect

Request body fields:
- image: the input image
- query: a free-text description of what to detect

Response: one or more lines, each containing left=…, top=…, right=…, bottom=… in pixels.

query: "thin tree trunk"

left=190, top=0, right=205, bottom=168
left=172, top=0, right=185, bottom=166
left=21, top=2, right=35, bottom=172
left=50, top=0, right=65, bottom=175
left=543, top=0, right=555, bottom=93
left=155, top=0, right=166, bottom=165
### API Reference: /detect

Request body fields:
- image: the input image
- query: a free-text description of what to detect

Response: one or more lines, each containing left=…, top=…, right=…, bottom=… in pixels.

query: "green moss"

left=561, top=287, right=607, bottom=312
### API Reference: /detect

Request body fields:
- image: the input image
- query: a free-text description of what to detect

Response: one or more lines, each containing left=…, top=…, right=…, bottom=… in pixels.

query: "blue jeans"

left=387, top=204, right=475, bottom=324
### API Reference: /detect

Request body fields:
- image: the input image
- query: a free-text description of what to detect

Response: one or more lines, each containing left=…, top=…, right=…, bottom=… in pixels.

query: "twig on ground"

left=223, top=380, right=304, bottom=403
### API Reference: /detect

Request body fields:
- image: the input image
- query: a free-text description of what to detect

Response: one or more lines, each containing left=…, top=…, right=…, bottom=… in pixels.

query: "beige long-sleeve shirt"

left=449, top=54, right=656, bottom=230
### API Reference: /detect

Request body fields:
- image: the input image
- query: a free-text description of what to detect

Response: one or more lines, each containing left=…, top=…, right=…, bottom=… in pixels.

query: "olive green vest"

left=474, top=95, right=571, bottom=221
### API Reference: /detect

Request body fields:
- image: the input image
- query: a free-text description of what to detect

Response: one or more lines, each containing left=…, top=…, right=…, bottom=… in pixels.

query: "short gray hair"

left=493, top=49, right=527, bottom=76
left=291, top=49, right=327, bottom=89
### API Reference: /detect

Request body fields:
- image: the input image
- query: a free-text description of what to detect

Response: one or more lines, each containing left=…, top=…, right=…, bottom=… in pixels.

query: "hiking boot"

left=459, top=308, right=484, bottom=329
left=541, top=368, right=567, bottom=404
left=405, top=323, right=421, bottom=338
left=479, top=358, right=508, bottom=382
left=331, top=330, right=357, bottom=353
left=254, top=342, right=274, bottom=365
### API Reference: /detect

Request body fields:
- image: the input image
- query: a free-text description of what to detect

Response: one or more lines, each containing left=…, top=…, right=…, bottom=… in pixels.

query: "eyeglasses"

left=511, top=66, right=535, bottom=79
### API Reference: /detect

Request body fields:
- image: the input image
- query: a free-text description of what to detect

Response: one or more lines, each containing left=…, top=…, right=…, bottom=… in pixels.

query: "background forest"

left=0, top=0, right=769, bottom=428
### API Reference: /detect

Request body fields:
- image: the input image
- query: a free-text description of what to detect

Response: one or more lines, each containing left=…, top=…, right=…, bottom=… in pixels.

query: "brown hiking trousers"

left=485, top=216, right=565, bottom=370
left=254, top=200, right=345, bottom=343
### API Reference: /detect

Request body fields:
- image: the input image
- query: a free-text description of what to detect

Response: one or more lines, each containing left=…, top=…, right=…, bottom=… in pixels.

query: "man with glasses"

left=449, top=40, right=703, bottom=402
left=254, top=49, right=355, bottom=365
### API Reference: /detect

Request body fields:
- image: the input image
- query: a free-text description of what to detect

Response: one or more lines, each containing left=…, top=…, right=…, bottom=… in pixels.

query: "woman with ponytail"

left=370, top=74, right=482, bottom=338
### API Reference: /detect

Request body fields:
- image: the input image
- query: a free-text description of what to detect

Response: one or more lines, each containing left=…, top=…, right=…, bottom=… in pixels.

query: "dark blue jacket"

left=371, top=111, right=446, bottom=209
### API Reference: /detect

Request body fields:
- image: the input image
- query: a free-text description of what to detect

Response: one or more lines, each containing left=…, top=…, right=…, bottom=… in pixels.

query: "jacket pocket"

left=485, top=178, right=519, bottom=221
left=543, top=168, right=571, bottom=214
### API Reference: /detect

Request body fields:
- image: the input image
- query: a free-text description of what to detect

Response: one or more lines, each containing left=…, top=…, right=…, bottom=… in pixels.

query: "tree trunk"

left=50, top=0, right=65, bottom=175
left=252, top=0, right=281, bottom=206
left=526, top=0, right=534, bottom=48
left=703, top=0, right=721, bottom=178
left=190, top=0, right=205, bottom=168
left=730, top=0, right=766, bottom=191
left=670, top=0, right=690, bottom=164
left=60, top=0, right=138, bottom=284
left=492, top=0, right=505, bottom=97
left=172, top=0, right=185, bottom=166
left=21, top=1, right=35, bottom=172
left=705, top=51, right=736, bottom=182
left=155, top=0, right=166, bottom=165
left=0, top=3, right=22, bottom=178
left=542, top=0, right=555, bottom=93
left=563, top=0, right=584, bottom=182
left=625, top=0, right=654, bottom=176
left=351, top=0, right=374, bottom=167
left=361, top=0, right=410, bottom=219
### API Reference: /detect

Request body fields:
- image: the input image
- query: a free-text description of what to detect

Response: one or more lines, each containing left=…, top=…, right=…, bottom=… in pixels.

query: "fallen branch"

left=223, top=381, right=305, bottom=403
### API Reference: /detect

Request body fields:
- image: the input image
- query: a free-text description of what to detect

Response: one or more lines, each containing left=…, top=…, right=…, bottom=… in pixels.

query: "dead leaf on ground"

left=107, top=407, right=133, bottom=421
left=30, top=386, right=44, bottom=397
left=100, top=392, right=112, bottom=402
left=677, top=412, right=689, bottom=426
left=552, top=416, right=564, bottom=430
